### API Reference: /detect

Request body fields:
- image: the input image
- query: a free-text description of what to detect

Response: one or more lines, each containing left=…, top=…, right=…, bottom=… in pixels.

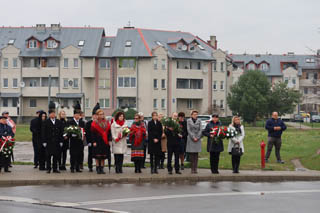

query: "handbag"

left=231, top=143, right=243, bottom=156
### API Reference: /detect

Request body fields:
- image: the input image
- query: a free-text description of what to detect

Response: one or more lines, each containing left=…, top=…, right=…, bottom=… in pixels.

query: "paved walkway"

left=286, top=122, right=313, bottom=129
left=0, top=165, right=320, bottom=186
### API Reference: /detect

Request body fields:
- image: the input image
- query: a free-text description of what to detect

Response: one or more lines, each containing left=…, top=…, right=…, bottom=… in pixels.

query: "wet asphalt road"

left=0, top=181, right=319, bottom=213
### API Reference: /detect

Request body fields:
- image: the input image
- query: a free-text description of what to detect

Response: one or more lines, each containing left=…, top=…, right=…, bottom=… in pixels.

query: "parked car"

left=300, top=111, right=310, bottom=118
left=197, top=115, right=212, bottom=130
left=293, top=114, right=304, bottom=122
left=311, top=115, right=320, bottom=123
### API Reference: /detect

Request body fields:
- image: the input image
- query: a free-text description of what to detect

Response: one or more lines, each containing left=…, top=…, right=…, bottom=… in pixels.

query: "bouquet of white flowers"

left=122, top=126, right=131, bottom=136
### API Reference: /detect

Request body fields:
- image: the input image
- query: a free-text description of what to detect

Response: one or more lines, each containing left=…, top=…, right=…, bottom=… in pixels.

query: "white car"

left=197, top=115, right=212, bottom=130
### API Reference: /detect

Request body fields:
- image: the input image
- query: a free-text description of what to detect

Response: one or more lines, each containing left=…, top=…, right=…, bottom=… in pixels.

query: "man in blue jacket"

left=265, top=112, right=287, bottom=164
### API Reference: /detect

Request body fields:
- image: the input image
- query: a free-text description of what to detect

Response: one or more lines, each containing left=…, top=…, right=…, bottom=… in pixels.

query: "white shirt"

left=74, top=118, right=79, bottom=126
left=51, top=118, right=55, bottom=125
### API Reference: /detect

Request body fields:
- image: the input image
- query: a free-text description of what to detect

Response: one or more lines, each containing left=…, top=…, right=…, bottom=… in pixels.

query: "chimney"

left=36, top=24, right=46, bottom=32
left=287, top=52, right=295, bottom=56
left=51, top=24, right=61, bottom=31
left=208, top=35, right=217, bottom=49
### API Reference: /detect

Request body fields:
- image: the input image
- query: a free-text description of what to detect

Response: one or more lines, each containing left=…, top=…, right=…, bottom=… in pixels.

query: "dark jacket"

left=0, top=123, right=14, bottom=138
left=202, top=121, right=224, bottom=153
left=67, top=118, right=85, bottom=155
left=179, top=120, right=188, bottom=142
left=30, top=117, right=39, bottom=138
left=42, top=118, right=63, bottom=155
left=165, top=127, right=180, bottom=149
left=85, top=120, right=94, bottom=146
left=59, top=118, right=69, bottom=149
left=148, top=120, right=163, bottom=155
left=265, top=118, right=287, bottom=138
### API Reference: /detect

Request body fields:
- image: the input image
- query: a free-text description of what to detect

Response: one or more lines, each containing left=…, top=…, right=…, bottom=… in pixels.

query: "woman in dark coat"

left=148, top=112, right=163, bottom=174
left=202, top=114, right=223, bottom=174
left=58, top=110, right=68, bottom=171
left=37, top=111, right=47, bottom=171
left=129, top=114, right=147, bottom=173
left=90, top=109, right=111, bottom=174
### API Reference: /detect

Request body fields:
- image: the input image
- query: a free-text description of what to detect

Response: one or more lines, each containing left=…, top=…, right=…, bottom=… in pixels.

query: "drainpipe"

left=225, top=60, right=228, bottom=117
left=19, top=57, right=23, bottom=123
left=80, top=58, right=84, bottom=115
left=136, top=57, right=139, bottom=112
left=167, top=57, right=170, bottom=116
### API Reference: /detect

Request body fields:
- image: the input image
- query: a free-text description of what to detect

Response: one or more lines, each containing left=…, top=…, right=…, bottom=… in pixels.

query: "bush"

left=112, top=108, right=137, bottom=120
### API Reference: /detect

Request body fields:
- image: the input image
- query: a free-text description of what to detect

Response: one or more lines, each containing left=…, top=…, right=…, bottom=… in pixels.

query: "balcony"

left=300, top=79, right=320, bottom=87
left=22, top=67, right=59, bottom=77
left=22, top=87, right=59, bottom=97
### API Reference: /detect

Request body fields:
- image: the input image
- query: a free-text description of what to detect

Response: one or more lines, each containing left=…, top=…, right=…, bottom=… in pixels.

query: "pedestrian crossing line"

left=77, top=189, right=320, bottom=205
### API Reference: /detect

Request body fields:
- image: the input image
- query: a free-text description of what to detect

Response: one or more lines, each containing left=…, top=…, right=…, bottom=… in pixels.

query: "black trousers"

left=0, top=154, right=11, bottom=170
left=46, top=152, right=59, bottom=171
left=134, top=159, right=143, bottom=171
left=167, top=145, right=180, bottom=172
left=210, top=152, right=220, bottom=173
left=150, top=154, right=160, bottom=170
left=160, top=152, right=165, bottom=166
left=80, top=147, right=84, bottom=167
left=88, top=146, right=93, bottom=169
left=114, top=154, right=124, bottom=171
left=266, top=137, right=282, bottom=161
left=38, top=145, right=46, bottom=170
left=70, top=151, right=82, bottom=170
left=142, top=143, right=147, bottom=167
left=232, top=155, right=241, bottom=172
left=59, top=148, right=67, bottom=167
left=32, top=139, right=39, bottom=166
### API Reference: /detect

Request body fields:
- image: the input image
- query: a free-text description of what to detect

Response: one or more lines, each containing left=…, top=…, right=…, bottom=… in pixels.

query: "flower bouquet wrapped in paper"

left=161, top=117, right=182, bottom=136
left=64, top=126, right=84, bottom=140
left=0, top=136, right=15, bottom=158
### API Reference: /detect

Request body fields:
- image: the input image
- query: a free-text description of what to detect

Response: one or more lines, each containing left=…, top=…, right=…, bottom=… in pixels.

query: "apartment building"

left=229, top=53, right=320, bottom=114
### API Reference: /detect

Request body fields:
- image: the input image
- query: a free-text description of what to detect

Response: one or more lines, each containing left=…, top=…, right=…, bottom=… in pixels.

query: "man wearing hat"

left=85, top=103, right=100, bottom=172
left=0, top=115, right=15, bottom=172
left=67, top=106, right=85, bottom=173
left=30, top=110, right=43, bottom=168
left=42, top=108, right=64, bottom=173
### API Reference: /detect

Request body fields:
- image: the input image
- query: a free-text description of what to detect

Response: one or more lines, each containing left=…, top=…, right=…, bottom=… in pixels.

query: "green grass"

left=15, top=124, right=32, bottom=142
left=303, top=122, right=320, bottom=128
left=199, top=127, right=320, bottom=171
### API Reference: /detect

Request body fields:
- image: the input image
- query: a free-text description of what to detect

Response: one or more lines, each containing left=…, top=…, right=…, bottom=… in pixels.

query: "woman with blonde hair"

left=227, top=116, right=245, bottom=173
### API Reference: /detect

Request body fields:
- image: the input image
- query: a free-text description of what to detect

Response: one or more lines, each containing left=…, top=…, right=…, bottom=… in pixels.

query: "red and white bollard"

left=260, top=140, right=266, bottom=169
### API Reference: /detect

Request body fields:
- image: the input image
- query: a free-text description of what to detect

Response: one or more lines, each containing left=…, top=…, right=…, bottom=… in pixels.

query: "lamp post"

left=48, top=74, right=52, bottom=109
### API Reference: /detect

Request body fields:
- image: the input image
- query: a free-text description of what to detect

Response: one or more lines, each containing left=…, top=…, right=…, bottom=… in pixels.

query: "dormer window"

left=125, top=40, right=132, bottom=47
left=189, top=44, right=196, bottom=52
left=260, top=63, right=269, bottom=71
left=104, top=41, right=111, bottom=47
left=29, top=40, right=38, bottom=48
left=198, top=45, right=205, bottom=50
left=8, top=39, right=15, bottom=45
left=78, top=40, right=85, bottom=46
left=47, top=40, right=58, bottom=49
left=247, top=63, right=256, bottom=70
left=306, top=58, right=315, bottom=63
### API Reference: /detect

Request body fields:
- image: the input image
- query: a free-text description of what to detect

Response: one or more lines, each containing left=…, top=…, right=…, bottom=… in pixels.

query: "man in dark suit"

left=42, top=109, right=63, bottom=173
left=68, top=109, right=85, bottom=173
left=30, top=110, right=42, bottom=169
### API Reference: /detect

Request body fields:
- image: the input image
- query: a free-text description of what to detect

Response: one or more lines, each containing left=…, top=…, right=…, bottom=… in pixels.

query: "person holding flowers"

left=227, top=116, right=245, bottom=174
left=129, top=114, right=147, bottom=173
left=202, top=114, right=223, bottom=174
left=0, top=115, right=15, bottom=173
left=91, top=109, right=112, bottom=174
left=111, top=111, right=128, bottom=174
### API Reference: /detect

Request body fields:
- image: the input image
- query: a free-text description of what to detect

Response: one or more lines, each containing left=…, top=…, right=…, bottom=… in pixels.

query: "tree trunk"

left=252, top=117, right=257, bottom=127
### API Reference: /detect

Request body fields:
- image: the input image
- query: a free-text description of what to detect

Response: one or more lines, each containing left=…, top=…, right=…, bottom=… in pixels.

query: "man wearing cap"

left=67, top=108, right=85, bottom=173
left=85, top=103, right=100, bottom=172
left=0, top=115, right=15, bottom=172
left=30, top=110, right=43, bottom=168
left=42, top=109, right=64, bottom=173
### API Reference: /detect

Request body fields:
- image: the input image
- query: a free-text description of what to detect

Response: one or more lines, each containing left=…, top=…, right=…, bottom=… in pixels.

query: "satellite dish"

left=20, top=81, right=25, bottom=88
left=182, top=45, right=187, bottom=51
left=68, top=80, right=73, bottom=87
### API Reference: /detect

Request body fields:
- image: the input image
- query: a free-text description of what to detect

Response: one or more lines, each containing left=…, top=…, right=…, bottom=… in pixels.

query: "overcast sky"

left=1, top=0, right=319, bottom=54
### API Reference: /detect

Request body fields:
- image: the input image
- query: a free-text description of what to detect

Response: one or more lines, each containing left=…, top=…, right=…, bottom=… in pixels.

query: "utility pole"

left=48, top=74, right=52, bottom=109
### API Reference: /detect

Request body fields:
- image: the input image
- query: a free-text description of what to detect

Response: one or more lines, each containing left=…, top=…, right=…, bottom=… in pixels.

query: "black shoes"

left=59, top=166, right=67, bottom=171
left=168, top=171, right=173, bottom=175
left=89, top=168, right=93, bottom=172
left=181, top=164, right=184, bottom=170
left=53, top=170, right=60, bottom=173
left=176, top=170, right=182, bottom=174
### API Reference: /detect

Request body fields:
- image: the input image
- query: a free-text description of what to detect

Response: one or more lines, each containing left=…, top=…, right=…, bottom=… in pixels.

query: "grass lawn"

left=303, top=122, right=320, bottom=128
left=198, top=127, right=320, bottom=171
left=15, top=124, right=32, bottom=142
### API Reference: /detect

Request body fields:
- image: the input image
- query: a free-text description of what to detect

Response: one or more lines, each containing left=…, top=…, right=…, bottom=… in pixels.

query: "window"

left=73, top=78, right=79, bottom=88
left=220, top=62, right=224, bottom=72
left=104, top=41, right=111, bottom=47
left=154, top=58, right=158, bottom=70
left=3, top=58, right=8, bottom=68
left=23, top=58, right=39, bottom=68
left=62, top=99, right=68, bottom=108
left=78, top=40, right=85, bottom=46
left=98, top=79, right=110, bottom=89
left=189, top=44, right=195, bottom=51
left=63, top=79, right=68, bottom=88
left=247, top=63, right=256, bottom=70
left=187, top=99, right=193, bottom=109
left=47, top=40, right=58, bottom=48
left=306, top=58, right=315, bottom=63
left=284, top=77, right=289, bottom=84
left=314, top=73, right=318, bottom=80
left=30, top=99, right=37, bottom=108
left=85, top=98, right=90, bottom=108
left=153, top=99, right=158, bottom=108
left=29, top=40, right=37, bottom=48
left=292, top=78, right=296, bottom=84
left=13, top=58, right=18, bottom=68
left=29, top=79, right=38, bottom=87
left=161, top=99, right=166, bottom=109
left=3, top=78, right=8, bottom=88
left=177, top=79, right=203, bottom=89
left=99, top=59, right=110, bottom=69
left=220, top=81, right=224, bottom=90
left=47, top=58, right=57, bottom=67
left=12, top=98, right=18, bottom=107
left=177, top=60, right=190, bottom=69
left=119, top=58, right=136, bottom=68
left=190, top=61, right=201, bottom=70
left=8, top=39, right=15, bottom=45
left=125, top=40, right=132, bottom=47
left=153, top=79, right=158, bottom=89
left=314, top=88, right=317, bottom=94
left=64, top=58, right=68, bottom=68
left=304, top=88, right=308, bottom=94
left=74, top=58, right=79, bottom=68
left=118, top=77, right=136, bottom=88
left=3, top=98, right=8, bottom=107
left=12, top=78, right=18, bottom=88
left=198, top=45, right=205, bottom=50
left=213, top=100, right=217, bottom=108
left=213, top=62, right=217, bottom=71
left=99, top=98, right=110, bottom=108
left=161, top=79, right=166, bottom=89
left=260, top=63, right=269, bottom=71
left=161, top=59, right=166, bottom=70
left=220, top=100, right=224, bottom=109
left=213, top=81, right=217, bottom=90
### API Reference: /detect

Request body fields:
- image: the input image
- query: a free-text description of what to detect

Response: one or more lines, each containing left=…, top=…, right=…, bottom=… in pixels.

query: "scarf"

left=91, top=119, right=110, bottom=145
left=234, top=124, right=242, bottom=134
left=116, top=119, right=125, bottom=126
left=130, top=122, right=146, bottom=147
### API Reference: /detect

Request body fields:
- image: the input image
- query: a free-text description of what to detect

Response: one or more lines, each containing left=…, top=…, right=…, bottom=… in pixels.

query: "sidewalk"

left=0, top=165, right=319, bottom=186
